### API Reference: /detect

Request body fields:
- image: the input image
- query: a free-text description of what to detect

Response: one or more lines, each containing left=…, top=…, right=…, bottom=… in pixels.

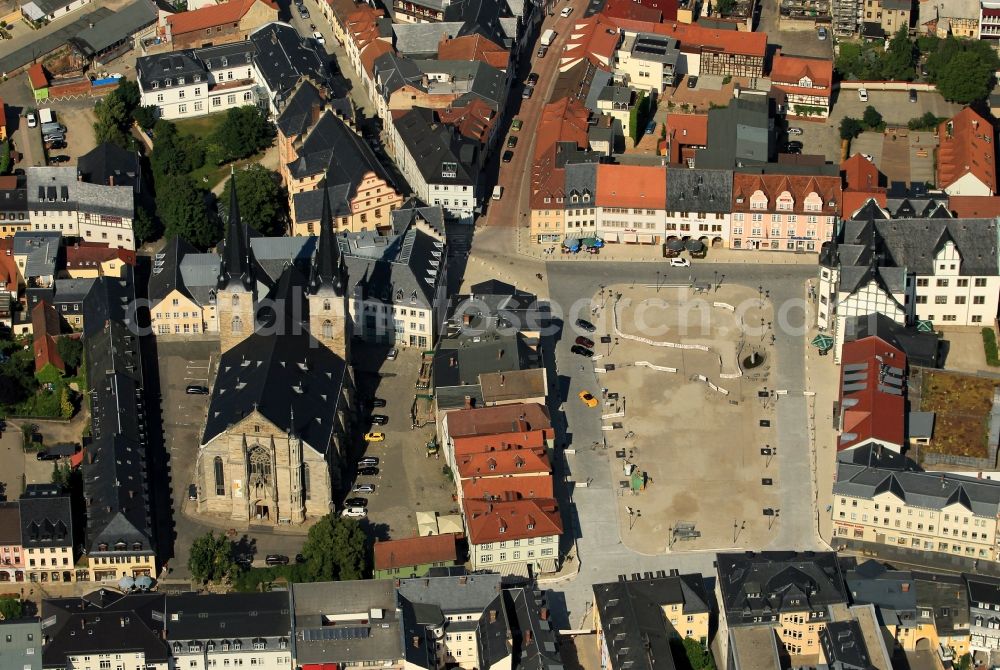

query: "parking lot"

left=586, top=282, right=780, bottom=553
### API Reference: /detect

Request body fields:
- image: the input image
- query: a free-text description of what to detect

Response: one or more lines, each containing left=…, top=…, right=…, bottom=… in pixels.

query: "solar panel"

left=301, top=626, right=371, bottom=641
left=842, top=383, right=867, bottom=392
left=842, top=372, right=867, bottom=382
left=843, top=363, right=868, bottom=372
left=878, top=385, right=903, bottom=396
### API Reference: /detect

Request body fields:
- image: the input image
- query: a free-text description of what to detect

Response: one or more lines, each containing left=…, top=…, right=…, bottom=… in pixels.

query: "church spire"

left=218, top=168, right=255, bottom=291
left=309, top=186, right=343, bottom=295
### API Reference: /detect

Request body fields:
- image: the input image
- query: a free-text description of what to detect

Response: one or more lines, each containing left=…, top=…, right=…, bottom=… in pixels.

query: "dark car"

left=507, top=135, right=518, bottom=148
left=35, top=450, right=59, bottom=461
left=784, top=147, right=802, bottom=155
left=345, top=497, right=368, bottom=507
left=527, top=72, right=539, bottom=85
left=46, top=140, right=66, bottom=150
left=186, top=385, right=209, bottom=395
left=358, top=466, right=380, bottom=476
left=687, top=75, right=698, bottom=89
left=521, top=87, right=533, bottom=99
left=575, top=335, right=594, bottom=348
left=502, top=150, right=514, bottom=163
left=908, top=88, right=917, bottom=103
left=575, top=318, right=597, bottom=332
left=371, top=398, right=387, bottom=407
left=48, top=155, right=70, bottom=164
left=234, top=553, right=253, bottom=567
left=571, top=345, right=594, bottom=357
left=371, top=414, right=388, bottom=425
left=536, top=45, right=547, bottom=58
left=295, top=553, right=306, bottom=563
left=265, top=554, right=289, bottom=566
left=188, top=484, right=197, bottom=500
left=784, top=140, right=803, bottom=151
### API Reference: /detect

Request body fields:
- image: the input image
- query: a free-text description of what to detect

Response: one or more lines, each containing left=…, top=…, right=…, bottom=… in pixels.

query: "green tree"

left=93, top=92, right=131, bottom=148
left=59, top=386, right=73, bottom=419
left=839, top=117, right=863, bottom=140
left=51, top=461, right=70, bottom=488
left=213, top=106, right=275, bottom=163
left=157, top=175, right=219, bottom=249
left=114, top=79, right=141, bottom=112
left=880, top=27, right=916, bottom=80
left=671, top=638, right=716, bottom=670
left=299, top=514, right=368, bottom=581
left=56, top=337, right=82, bottom=370
left=133, top=204, right=162, bottom=245
left=220, top=165, right=287, bottom=236
left=131, top=105, right=158, bottom=131
left=937, top=50, right=995, bottom=103
left=862, top=105, right=883, bottom=130
left=0, top=596, right=22, bottom=620
left=188, top=531, right=236, bottom=583
left=0, top=354, right=37, bottom=407
left=150, top=120, right=191, bottom=178
left=714, top=0, right=735, bottom=15
left=0, top=140, right=10, bottom=175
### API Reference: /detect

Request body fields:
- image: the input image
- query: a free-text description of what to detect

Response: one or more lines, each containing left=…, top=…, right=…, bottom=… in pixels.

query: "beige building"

left=19, top=484, right=75, bottom=584
left=864, top=0, right=912, bottom=34
left=614, top=33, right=680, bottom=93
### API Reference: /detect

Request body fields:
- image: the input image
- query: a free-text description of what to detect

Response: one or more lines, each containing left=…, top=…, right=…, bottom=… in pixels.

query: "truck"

left=540, top=29, right=556, bottom=46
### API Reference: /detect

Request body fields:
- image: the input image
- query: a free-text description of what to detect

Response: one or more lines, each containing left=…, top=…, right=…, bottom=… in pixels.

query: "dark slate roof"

left=666, top=168, right=733, bottom=213
left=717, top=551, right=848, bottom=626
left=288, top=110, right=394, bottom=192
left=374, top=52, right=425, bottom=99
left=443, top=0, right=510, bottom=47
left=843, top=559, right=918, bottom=628
left=276, top=80, right=325, bottom=138
left=341, top=224, right=445, bottom=309
left=308, top=188, right=346, bottom=297
left=912, top=571, right=969, bottom=636
left=71, top=0, right=157, bottom=56
left=844, top=312, right=941, bottom=369
left=695, top=95, right=774, bottom=170
left=77, top=143, right=142, bottom=192
left=41, top=591, right=167, bottom=667
left=390, top=199, right=446, bottom=237
left=149, top=236, right=200, bottom=303
left=819, top=620, right=876, bottom=670
left=395, top=108, right=478, bottom=186
left=505, top=587, right=563, bottom=670
left=884, top=182, right=951, bottom=219
left=834, top=462, right=1000, bottom=516
left=217, top=172, right=256, bottom=292
left=966, top=574, right=1000, bottom=608
left=593, top=573, right=711, bottom=670
left=165, top=592, right=292, bottom=641
left=249, top=22, right=328, bottom=108
left=136, top=50, right=205, bottom=91
left=19, top=484, right=72, bottom=550
left=564, top=162, right=597, bottom=200
left=201, top=269, right=347, bottom=451
left=82, top=271, right=155, bottom=556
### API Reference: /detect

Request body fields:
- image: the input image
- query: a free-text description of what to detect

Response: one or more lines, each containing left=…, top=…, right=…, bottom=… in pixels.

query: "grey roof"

left=844, top=312, right=941, bottom=369
left=22, top=0, right=78, bottom=17
left=392, top=22, right=465, bottom=56
left=374, top=52, right=425, bottom=99
left=717, top=551, right=848, bottom=625
left=395, top=108, right=478, bottom=186
left=819, top=620, right=876, bottom=670
left=77, top=143, right=142, bottom=192
left=884, top=183, right=950, bottom=219
left=966, top=574, right=1000, bottom=608
left=249, top=22, right=328, bottom=107
left=25, top=166, right=133, bottom=218
left=398, top=573, right=503, bottom=613
left=666, top=168, right=733, bottom=213
left=593, top=573, right=711, bottom=670
left=409, top=60, right=507, bottom=110
left=625, top=32, right=679, bottom=66
left=391, top=199, right=446, bottom=237
left=41, top=592, right=167, bottom=667
left=341, top=224, right=445, bottom=309
left=0, top=175, right=28, bottom=214
left=908, top=411, right=935, bottom=439
left=911, top=571, right=969, bottom=635
left=82, top=271, right=155, bottom=556
left=291, top=580, right=403, bottom=665
left=505, top=587, right=563, bottom=670
left=276, top=80, right=326, bottom=138
left=149, top=237, right=199, bottom=303
left=199, top=40, right=257, bottom=72
left=165, top=592, right=292, bottom=641
left=834, top=462, right=1000, bottom=516
left=443, top=0, right=509, bottom=47
left=71, top=0, right=157, bottom=56
left=583, top=69, right=615, bottom=112
left=433, top=332, right=538, bottom=389
left=695, top=94, right=774, bottom=170
left=288, top=110, right=394, bottom=193
left=843, top=559, right=918, bottom=628
left=12, top=231, right=60, bottom=279
left=19, top=484, right=73, bottom=550
left=0, top=619, right=42, bottom=670
left=565, top=162, right=597, bottom=200
left=136, top=50, right=206, bottom=91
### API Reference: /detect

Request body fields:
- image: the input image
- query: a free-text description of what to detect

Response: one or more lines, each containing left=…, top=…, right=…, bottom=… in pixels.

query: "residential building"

left=464, top=497, right=562, bottom=576
left=373, top=533, right=460, bottom=579
left=694, top=92, right=775, bottom=170
left=77, top=143, right=143, bottom=194
left=24, top=277, right=94, bottom=331
left=966, top=574, right=1000, bottom=654
left=981, top=0, right=1000, bottom=42
left=614, top=32, right=679, bottom=92
left=458, top=444, right=553, bottom=501
left=0, top=175, right=29, bottom=238
left=841, top=154, right=885, bottom=217
left=665, top=168, right=733, bottom=250
left=63, top=242, right=135, bottom=279
left=662, top=113, right=708, bottom=166
left=0, top=618, right=41, bottom=670
left=715, top=551, right=849, bottom=664
left=147, top=237, right=216, bottom=336
left=26, top=167, right=135, bottom=249
left=918, top=0, right=980, bottom=37
left=595, top=164, right=667, bottom=244
left=0, top=501, right=23, bottom=583
left=833, top=462, right=1000, bottom=560
left=836, top=335, right=906, bottom=453
left=12, top=231, right=59, bottom=289
left=444, top=402, right=554, bottom=464
left=391, top=107, right=481, bottom=222
left=563, top=162, right=600, bottom=239
left=195, top=182, right=352, bottom=524
left=69, top=0, right=157, bottom=67
left=593, top=571, right=711, bottom=670
left=730, top=172, right=841, bottom=252
left=164, top=0, right=278, bottom=49
left=31, top=300, right=64, bottom=376
left=863, top=0, right=912, bottom=34
left=559, top=15, right=623, bottom=74
left=165, top=592, right=293, bottom=670
left=250, top=22, right=329, bottom=116
left=81, top=271, right=157, bottom=583
left=909, top=571, right=971, bottom=658
left=819, top=606, right=893, bottom=670
left=40, top=591, right=169, bottom=670
left=0, top=97, right=7, bottom=141
left=769, top=51, right=834, bottom=119
left=611, top=19, right=767, bottom=78
left=18, top=484, right=76, bottom=583
left=842, top=559, right=920, bottom=650
left=833, top=0, right=862, bottom=34
left=20, top=0, right=91, bottom=22
left=937, top=107, right=997, bottom=196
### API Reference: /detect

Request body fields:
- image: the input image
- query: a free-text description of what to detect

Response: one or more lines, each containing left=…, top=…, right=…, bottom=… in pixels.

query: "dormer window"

left=151, top=81, right=159, bottom=89
left=583, top=193, right=590, bottom=202
left=177, top=77, right=185, bottom=85
left=194, top=75, right=201, bottom=83
left=222, top=57, right=228, bottom=67
left=165, top=78, right=171, bottom=86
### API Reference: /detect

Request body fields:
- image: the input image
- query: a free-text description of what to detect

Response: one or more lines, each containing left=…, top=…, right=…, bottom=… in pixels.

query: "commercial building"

left=665, top=168, right=732, bottom=250
left=147, top=236, right=217, bottom=336
left=0, top=502, right=23, bottom=583
left=373, top=533, right=460, bottom=579
left=595, top=164, right=667, bottom=245
left=0, top=175, right=29, bottom=238
left=966, top=574, right=1000, bottom=654
left=836, top=335, right=906, bottom=453
left=18, top=484, right=73, bottom=584
left=730, top=172, right=841, bottom=252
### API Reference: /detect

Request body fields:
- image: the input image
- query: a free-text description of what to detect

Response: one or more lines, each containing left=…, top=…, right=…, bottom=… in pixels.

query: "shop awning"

left=603, top=232, right=619, bottom=243
left=811, top=334, right=834, bottom=351
left=562, top=237, right=580, bottom=247
left=119, top=576, right=135, bottom=590
left=135, top=575, right=154, bottom=590
left=622, top=233, right=638, bottom=243
left=638, top=234, right=654, bottom=244
left=580, top=237, right=598, bottom=247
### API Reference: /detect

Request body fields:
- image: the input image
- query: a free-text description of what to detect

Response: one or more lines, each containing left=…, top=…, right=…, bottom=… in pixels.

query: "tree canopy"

left=298, top=514, right=368, bottom=582
left=839, top=117, right=863, bottom=141
left=158, top=174, right=220, bottom=249
left=862, top=105, right=883, bottom=130
left=220, top=165, right=287, bottom=236
left=923, top=36, right=999, bottom=103
left=671, top=638, right=716, bottom=670
left=0, top=596, right=23, bottom=621
left=881, top=27, right=916, bottom=81
left=188, top=531, right=237, bottom=583
left=92, top=80, right=143, bottom=149
left=213, top=106, right=275, bottom=163
left=56, top=337, right=83, bottom=371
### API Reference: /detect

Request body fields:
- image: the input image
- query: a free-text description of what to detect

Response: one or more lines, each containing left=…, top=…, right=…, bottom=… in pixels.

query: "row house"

left=769, top=51, right=834, bottom=119
left=918, top=0, right=980, bottom=38
left=0, top=174, right=29, bottom=238
left=26, top=167, right=136, bottom=250
left=560, top=15, right=623, bottom=74
left=967, top=574, right=1000, bottom=655
left=665, top=167, right=732, bottom=249
left=662, top=113, right=708, bottom=167
left=344, top=4, right=392, bottom=101
left=982, top=0, right=1000, bottom=42
left=937, top=107, right=996, bottom=197
left=372, top=533, right=460, bottom=578
left=730, top=172, right=841, bottom=252
left=595, top=164, right=667, bottom=244
left=613, top=32, right=679, bottom=93
left=163, top=0, right=278, bottom=49
left=836, top=335, right=906, bottom=454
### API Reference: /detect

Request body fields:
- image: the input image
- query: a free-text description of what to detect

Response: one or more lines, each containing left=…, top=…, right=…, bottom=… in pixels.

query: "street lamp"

left=769, top=509, right=780, bottom=531
left=655, top=270, right=661, bottom=293
left=733, top=520, right=745, bottom=543
left=627, top=507, right=642, bottom=531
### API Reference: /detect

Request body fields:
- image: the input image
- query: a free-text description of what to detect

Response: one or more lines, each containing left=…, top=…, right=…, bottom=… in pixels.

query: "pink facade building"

left=730, top=173, right=842, bottom=252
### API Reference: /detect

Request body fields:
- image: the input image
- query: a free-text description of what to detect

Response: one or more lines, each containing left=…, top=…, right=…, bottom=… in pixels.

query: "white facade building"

left=26, top=167, right=136, bottom=250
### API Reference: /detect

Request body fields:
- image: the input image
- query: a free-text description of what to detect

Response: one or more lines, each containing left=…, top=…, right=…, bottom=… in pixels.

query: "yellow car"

left=578, top=391, right=598, bottom=408
left=364, top=432, right=385, bottom=442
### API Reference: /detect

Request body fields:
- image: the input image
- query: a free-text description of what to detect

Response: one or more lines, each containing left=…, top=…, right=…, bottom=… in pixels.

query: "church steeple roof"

left=309, top=186, right=344, bottom=295
left=217, top=169, right=255, bottom=292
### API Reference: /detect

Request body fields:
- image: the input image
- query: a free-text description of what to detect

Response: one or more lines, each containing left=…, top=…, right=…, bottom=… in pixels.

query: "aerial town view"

left=4, top=0, right=1000, bottom=667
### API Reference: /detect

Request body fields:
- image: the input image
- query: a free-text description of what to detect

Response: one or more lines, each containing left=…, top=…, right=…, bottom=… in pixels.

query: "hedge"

left=982, top=327, right=1000, bottom=366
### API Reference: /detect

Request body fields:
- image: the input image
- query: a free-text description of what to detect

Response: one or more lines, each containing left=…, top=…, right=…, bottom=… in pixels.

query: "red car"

left=575, top=336, right=594, bottom=348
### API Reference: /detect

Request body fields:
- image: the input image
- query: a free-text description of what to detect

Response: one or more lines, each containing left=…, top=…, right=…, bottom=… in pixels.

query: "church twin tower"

left=215, top=171, right=350, bottom=359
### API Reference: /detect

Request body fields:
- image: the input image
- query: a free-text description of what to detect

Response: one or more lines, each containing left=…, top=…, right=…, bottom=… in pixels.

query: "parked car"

left=359, top=457, right=380, bottom=467
left=188, top=484, right=197, bottom=500
left=578, top=390, right=598, bottom=408
left=571, top=345, right=594, bottom=357
left=858, top=87, right=868, bottom=102
left=386, top=348, right=398, bottom=360
left=234, top=553, right=253, bottom=567
left=364, top=431, right=385, bottom=442
left=560, top=6, right=572, bottom=16
left=48, top=155, right=70, bottom=164
left=575, top=318, right=596, bottom=332
left=536, top=45, right=547, bottom=58
left=669, top=257, right=690, bottom=267
left=908, top=88, right=917, bottom=103
left=36, top=450, right=60, bottom=461
left=507, top=135, right=518, bottom=148
left=527, top=73, right=540, bottom=87
left=645, top=120, right=657, bottom=135
left=312, top=31, right=325, bottom=44
left=787, top=127, right=803, bottom=135
left=521, top=87, right=533, bottom=99
left=502, top=150, right=514, bottom=163
left=353, top=483, right=375, bottom=493
left=295, top=553, right=306, bottom=563
left=371, top=398, right=387, bottom=407
left=575, top=335, right=594, bottom=348
left=860, top=153, right=874, bottom=162
left=358, top=466, right=380, bottom=476
left=371, top=414, right=388, bottom=425
left=784, top=147, right=802, bottom=155
left=26, top=112, right=37, bottom=128
left=341, top=507, right=367, bottom=518
left=783, top=141, right=803, bottom=152
left=298, top=5, right=310, bottom=17
left=817, top=26, right=827, bottom=40
left=345, top=497, right=368, bottom=507
left=46, top=140, right=66, bottom=150
left=511, top=118, right=523, bottom=131
left=43, top=134, right=65, bottom=144
left=687, top=75, right=698, bottom=89
left=265, top=554, right=289, bottom=566
left=186, top=385, right=209, bottom=395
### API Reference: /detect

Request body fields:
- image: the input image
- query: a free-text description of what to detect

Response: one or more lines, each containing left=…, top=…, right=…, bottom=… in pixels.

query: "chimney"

left=412, top=636, right=421, bottom=648
left=464, top=395, right=473, bottom=409
left=901, top=582, right=910, bottom=593
left=108, top=175, right=115, bottom=187
left=490, top=609, right=497, bottom=623
left=540, top=607, right=549, bottom=620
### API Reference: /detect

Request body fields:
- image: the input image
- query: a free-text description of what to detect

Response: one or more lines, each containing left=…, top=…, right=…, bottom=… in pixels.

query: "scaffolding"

left=832, top=0, right=860, bottom=35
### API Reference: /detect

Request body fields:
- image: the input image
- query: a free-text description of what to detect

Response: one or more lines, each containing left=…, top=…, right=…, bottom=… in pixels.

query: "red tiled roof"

left=31, top=301, right=64, bottom=373
left=838, top=336, right=906, bottom=452
left=948, top=195, right=1000, bottom=218
left=769, top=51, right=833, bottom=89
left=530, top=147, right=566, bottom=209
left=937, top=107, right=997, bottom=194
left=0, top=96, right=6, bottom=132
left=454, top=429, right=551, bottom=458
left=447, top=402, right=552, bottom=439
left=461, top=473, right=555, bottom=501
left=438, top=98, right=497, bottom=144
left=65, top=242, right=137, bottom=271
left=731, top=172, right=842, bottom=214
left=0, top=238, right=16, bottom=293
left=602, top=0, right=662, bottom=23
left=561, top=15, right=622, bottom=70
left=464, top=498, right=563, bottom=544
left=456, top=447, right=550, bottom=479
left=666, top=113, right=708, bottom=146
left=607, top=15, right=767, bottom=58
left=27, top=64, right=47, bottom=90
left=373, top=533, right=458, bottom=571
left=841, top=153, right=882, bottom=193
left=438, top=34, right=509, bottom=70
left=360, top=39, right=394, bottom=77
left=535, top=98, right=590, bottom=160
left=595, top=164, right=667, bottom=210
left=843, top=192, right=887, bottom=218
left=167, top=0, right=277, bottom=36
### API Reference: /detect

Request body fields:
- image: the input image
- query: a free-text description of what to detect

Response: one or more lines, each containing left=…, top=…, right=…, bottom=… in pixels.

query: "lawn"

left=918, top=370, right=1000, bottom=459
left=173, top=115, right=268, bottom=191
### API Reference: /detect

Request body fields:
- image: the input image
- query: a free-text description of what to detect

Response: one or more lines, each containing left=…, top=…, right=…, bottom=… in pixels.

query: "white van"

left=492, top=185, right=503, bottom=200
